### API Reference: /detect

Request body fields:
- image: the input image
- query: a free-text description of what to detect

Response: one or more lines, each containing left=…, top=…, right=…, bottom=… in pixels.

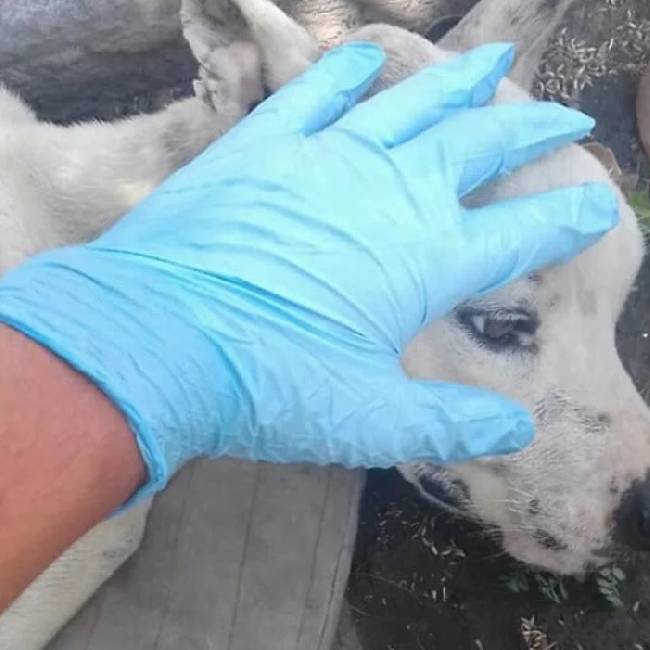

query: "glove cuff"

left=0, top=246, right=234, bottom=506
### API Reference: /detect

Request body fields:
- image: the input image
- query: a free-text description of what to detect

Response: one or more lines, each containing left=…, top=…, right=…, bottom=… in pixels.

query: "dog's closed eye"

left=457, top=308, right=538, bottom=351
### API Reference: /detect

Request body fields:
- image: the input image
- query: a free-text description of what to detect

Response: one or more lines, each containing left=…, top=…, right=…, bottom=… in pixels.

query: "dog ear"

left=438, top=0, right=577, bottom=91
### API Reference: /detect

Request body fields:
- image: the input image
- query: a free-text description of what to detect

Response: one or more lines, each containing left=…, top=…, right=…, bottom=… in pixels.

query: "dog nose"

left=614, top=481, right=650, bottom=550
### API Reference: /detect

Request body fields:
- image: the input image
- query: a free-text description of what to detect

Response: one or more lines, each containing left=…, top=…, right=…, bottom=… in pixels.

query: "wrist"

left=0, top=245, right=236, bottom=499
left=0, top=324, right=145, bottom=609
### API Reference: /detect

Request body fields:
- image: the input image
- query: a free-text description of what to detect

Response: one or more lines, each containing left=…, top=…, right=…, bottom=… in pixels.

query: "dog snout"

left=614, top=479, right=650, bottom=550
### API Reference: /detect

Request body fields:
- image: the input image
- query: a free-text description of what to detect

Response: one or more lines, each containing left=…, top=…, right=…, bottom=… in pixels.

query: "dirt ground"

left=32, top=0, right=650, bottom=648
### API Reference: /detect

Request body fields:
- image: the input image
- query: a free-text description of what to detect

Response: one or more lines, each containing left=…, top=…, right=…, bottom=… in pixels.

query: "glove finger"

left=333, top=42, right=514, bottom=147
left=322, top=376, right=534, bottom=468
left=461, top=183, right=619, bottom=297
left=244, top=42, right=385, bottom=136
left=393, top=101, right=595, bottom=197
left=393, top=379, right=534, bottom=463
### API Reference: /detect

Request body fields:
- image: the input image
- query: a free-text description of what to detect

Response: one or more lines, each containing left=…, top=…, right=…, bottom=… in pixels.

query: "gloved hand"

left=0, top=42, right=617, bottom=502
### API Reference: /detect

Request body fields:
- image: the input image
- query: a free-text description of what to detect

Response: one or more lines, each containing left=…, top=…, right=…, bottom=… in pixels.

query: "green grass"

left=501, top=567, right=569, bottom=605
left=595, top=566, right=625, bottom=609
left=629, top=190, right=650, bottom=234
left=501, top=564, right=626, bottom=609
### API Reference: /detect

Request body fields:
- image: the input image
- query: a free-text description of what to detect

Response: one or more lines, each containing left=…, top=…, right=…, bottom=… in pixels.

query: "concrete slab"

left=49, top=459, right=363, bottom=650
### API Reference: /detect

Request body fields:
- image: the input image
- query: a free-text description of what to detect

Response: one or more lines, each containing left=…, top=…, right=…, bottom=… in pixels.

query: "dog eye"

left=457, top=308, right=537, bottom=350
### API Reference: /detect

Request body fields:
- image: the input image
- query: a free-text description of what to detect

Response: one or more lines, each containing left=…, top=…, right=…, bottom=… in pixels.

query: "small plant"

left=595, top=565, right=625, bottom=609
left=520, top=616, right=556, bottom=650
left=533, top=573, right=569, bottom=605
left=501, top=568, right=568, bottom=605
left=502, top=569, right=530, bottom=594
left=503, top=564, right=627, bottom=609
left=628, top=190, right=650, bottom=235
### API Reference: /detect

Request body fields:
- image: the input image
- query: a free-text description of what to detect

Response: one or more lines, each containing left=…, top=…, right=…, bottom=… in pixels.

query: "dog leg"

left=0, top=98, right=241, bottom=266
left=438, top=0, right=576, bottom=90
left=183, top=0, right=319, bottom=93
left=0, top=55, right=263, bottom=265
left=185, top=0, right=323, bottom=95
left=181, top=0, right=265, bottom=110
left=231, top=0, right=320, bottom=87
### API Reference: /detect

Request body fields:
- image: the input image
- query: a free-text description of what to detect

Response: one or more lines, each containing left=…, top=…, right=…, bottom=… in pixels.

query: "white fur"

left=0, top=0, right=646, bottom=646
left=0, top=502, right=150, bottom=648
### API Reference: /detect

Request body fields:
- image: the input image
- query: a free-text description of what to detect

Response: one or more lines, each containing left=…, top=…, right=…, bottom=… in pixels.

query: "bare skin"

left=0, top=325, right=145, bottom=612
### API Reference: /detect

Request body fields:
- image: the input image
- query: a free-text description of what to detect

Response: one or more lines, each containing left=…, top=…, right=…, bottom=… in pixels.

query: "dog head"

left=345, top=24, right=650, bottom=575
left=401, top=143, right=648, bottom=575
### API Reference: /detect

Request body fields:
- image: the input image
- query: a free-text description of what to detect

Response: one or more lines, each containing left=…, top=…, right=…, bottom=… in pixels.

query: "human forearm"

left=0, top=325, right=144, bottom=611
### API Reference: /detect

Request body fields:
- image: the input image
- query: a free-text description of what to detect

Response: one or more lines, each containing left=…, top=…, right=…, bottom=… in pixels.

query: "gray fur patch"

left=533, top=529, right=568, bottom=552
left=162, top=117, right=197, bottom=169
left=545, top=293, right=561, bottom=310
left=528, top=498, right=541, bottom=516
left=534, top=392, right=608, bottom=435
left=541, top=0, right=561, bottom=13
left=416, top=471, right=470, bottom=509
left=508, top=11, right=521, bottom=26
left=597, top=412, right=612, bottom=427
left=613, top=474, right=650, bottom=550
left=583, top=411, right=610, bottom=435
left=578, top=289, right=597, bottom=316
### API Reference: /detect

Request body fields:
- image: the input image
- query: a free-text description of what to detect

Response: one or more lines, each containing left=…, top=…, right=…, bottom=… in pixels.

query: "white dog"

left=1, top=0, right=648, bottom=647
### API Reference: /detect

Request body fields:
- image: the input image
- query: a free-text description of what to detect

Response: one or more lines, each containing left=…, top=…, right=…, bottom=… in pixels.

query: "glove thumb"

left=355, top=378, right=534, bottom=467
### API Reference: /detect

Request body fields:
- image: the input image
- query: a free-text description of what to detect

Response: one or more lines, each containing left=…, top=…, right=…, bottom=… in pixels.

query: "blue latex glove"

left=0, top=42, right=617, bottom=501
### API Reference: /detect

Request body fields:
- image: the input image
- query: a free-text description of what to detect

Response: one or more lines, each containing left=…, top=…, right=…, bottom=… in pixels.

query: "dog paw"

left=196, top=40, right=265, bottom=115
left=182, top=0, right=264, bottom=116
